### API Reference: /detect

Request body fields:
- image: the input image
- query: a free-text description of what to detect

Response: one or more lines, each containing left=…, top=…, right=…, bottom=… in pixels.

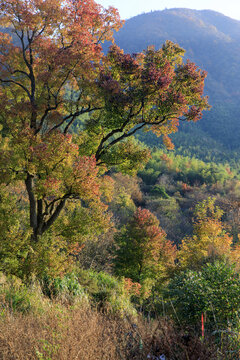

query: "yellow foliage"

left=230, top=243, right=240, bottom=270
left=179, top=198, right=233, bottom=269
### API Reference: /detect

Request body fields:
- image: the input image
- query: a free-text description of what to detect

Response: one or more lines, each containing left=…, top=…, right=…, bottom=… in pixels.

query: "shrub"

left=114, top=208, right=176, bottom=284
left=41, top=272, right=87, bottom=303
left=4, top=286, right=31, bottom=313
left=0, top=275, right=48, bottom=314
left=150, top=185, right=170, bottom=199
left=167, top=261, right=240, bottom=330
left=88, top=271, right=137, bottom=316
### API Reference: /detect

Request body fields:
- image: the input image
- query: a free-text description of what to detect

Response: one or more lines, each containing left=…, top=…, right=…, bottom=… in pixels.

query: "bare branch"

left=48, top=106, right=101, bottom=133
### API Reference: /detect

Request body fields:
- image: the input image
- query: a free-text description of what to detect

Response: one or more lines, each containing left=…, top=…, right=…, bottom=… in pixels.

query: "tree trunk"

left=25, top=174, right=66, bottom=243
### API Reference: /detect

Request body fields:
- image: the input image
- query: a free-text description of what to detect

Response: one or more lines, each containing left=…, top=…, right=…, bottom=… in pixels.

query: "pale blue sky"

left=97, top=0, right=240, bottom=20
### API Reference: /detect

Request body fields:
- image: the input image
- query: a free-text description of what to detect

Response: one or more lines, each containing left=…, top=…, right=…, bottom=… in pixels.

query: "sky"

left=97, top=0, right=240, bottom=21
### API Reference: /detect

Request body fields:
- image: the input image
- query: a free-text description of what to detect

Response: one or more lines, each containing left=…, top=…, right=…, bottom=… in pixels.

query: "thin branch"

left=48, top=106, right=101, bottom=133
left=95, top=113, right=170, bottom=162
left=0, top=78, right=31, bottom=99
left=36, top=98, right=63, bottom=133
left=95, top=103, right=145, bottom=160
left=12, top=69, right=31, bottom=79
left=95, top=112, right=133, bottom=160
left=63, top=114, right=78, bottom=134
left=95, top=123, right=146, bottom=161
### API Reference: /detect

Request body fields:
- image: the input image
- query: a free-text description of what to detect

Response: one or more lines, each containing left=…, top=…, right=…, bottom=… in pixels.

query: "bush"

left=88, top=271, right=137, bottom=316
left=41, top=270, right=136, bottom=316
left=0, top=275, right=48, bottom=314
left=167, top=261, right=240, bottom=330
left=150, top=185, right=170, bottom=198
left=4, top=286, right=31, bottom=313
left=41, top=272, right=87, bottom=303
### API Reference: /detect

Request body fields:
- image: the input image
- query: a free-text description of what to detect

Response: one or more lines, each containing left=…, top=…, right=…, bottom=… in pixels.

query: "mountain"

left=108, top=9, right=240, bottom=162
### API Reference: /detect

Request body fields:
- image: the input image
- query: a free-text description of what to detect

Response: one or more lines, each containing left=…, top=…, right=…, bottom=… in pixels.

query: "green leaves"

left=168, top=261, right=240, bottom=328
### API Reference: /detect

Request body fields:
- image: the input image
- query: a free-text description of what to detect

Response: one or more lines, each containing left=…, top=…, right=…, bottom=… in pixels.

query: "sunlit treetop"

left=0, top=0, right=123, bottom=133
left=85, top=41, right=210, bottom=163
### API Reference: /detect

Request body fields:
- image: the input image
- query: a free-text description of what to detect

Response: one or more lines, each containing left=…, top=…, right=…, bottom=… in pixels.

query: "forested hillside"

left=1, top=1, right=240, bottom=359
left=111, top=9, right=240, bottom=160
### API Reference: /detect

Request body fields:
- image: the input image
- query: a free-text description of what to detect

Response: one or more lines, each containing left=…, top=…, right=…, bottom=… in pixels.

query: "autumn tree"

left=114, top=208, right=176, bottom=284
left=0, top=0, right=209, bottom=254
left=82, top=42, right=210, bottom=168
left=178, top=198, right=233, bottom=269
left=0, top=0, right=122, bottom=245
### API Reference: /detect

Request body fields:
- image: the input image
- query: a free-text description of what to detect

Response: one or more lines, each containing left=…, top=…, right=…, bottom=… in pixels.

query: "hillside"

left=2, top=2, right=240, bottom=358
left=109, top=9, right=240, bottom=160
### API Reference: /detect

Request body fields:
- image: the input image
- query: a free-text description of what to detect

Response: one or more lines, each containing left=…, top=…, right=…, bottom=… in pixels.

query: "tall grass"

left=0, top=274, right=236, bottom=359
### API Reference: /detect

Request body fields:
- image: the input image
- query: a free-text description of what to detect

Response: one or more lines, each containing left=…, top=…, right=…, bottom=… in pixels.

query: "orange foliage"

left=181, top=183, right=192, bottom=192
left=115, top=208, right=176, bottom=283
left=123, top=278, right=142, bottom=297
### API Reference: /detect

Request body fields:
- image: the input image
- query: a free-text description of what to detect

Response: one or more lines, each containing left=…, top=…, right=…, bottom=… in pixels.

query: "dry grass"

left=0, top=305, right=129, bottom=360
left=141, top=318, right=215, bottom=360
left=0, top=276, right=223, bottom=360
left=0, top=303, right=219, bottom=360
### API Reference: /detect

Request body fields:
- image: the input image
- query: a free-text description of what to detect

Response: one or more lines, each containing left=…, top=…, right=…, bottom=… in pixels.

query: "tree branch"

left=42, top=198, right=66, bottom=233
left=0, top=78, right=31, bottom=99
left=12, top=69, right=31, bottom=79
left=48, top=106, right=101, bottom=133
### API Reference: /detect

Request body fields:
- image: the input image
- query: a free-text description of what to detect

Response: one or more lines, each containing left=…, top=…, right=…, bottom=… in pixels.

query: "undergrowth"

left=0, top=272, right=237, bottom=360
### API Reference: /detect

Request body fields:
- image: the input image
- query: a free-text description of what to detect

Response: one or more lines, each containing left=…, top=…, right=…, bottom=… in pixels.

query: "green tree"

left=167, top=261, right=240, bottom=329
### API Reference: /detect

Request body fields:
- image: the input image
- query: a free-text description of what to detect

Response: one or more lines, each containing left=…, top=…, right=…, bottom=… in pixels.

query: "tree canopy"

left=114, top=208, right=176, bottom=284
left=0, top=0, right=209, bottom=247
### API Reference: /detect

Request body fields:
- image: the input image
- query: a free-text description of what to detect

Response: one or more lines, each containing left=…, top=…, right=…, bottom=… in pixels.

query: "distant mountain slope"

left=110, top=9, right=240, bottom=158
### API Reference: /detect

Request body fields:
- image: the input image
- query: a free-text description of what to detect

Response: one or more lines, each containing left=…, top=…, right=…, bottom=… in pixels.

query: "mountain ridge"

left=109, top=8, right=240, bottom=159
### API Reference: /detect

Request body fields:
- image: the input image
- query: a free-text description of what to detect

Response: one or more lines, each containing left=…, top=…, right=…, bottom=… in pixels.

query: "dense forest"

left=0, top=1, right=240, bottom=359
